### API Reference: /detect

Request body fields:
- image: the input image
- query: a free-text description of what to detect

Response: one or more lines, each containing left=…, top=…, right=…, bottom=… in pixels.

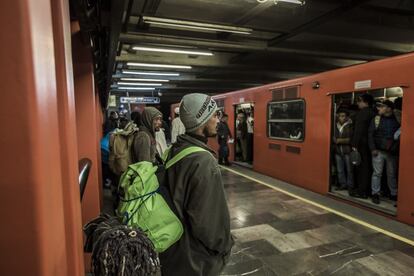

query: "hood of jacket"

left=141, top=107, right=162, bottom=137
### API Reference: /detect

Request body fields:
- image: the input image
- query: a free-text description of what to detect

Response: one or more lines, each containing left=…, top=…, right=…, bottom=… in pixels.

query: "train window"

left=267, top=99, right=305, bottom=141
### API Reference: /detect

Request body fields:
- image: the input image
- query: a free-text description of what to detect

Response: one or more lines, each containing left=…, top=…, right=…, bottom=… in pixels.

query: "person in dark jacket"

left=236, top=112, right=248, bottom=161
left=217, top=113, right=232, bottom=166
left=350, top=94, right=375, bottom=198
left=103, top=111, right=119, bottom=135
left=160, top=93, right=234, bottom=276
left=133, top=107, right=162, bottom=163
left=333, top=109, right=353, bottom=190
left=368, top=100, right=400, bottom=204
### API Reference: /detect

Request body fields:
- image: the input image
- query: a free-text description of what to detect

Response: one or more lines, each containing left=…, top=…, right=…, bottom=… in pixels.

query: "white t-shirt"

left=155, top=129, right=168, bottom=157
left=247, top=116, right=254, bottom=134
left=171, top=117, right=186, bottom=143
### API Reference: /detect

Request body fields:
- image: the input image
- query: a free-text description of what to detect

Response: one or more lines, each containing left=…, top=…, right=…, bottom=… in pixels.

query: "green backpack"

left=117, top=146, right=207, bottom=252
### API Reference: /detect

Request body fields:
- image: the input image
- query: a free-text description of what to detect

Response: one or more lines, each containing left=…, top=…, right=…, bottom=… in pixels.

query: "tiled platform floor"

left=220, top=169, right=414, bottom=276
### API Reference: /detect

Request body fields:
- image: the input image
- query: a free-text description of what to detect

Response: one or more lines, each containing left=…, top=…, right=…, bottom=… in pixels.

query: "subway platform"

left=220, top=166, right=414, bottom=276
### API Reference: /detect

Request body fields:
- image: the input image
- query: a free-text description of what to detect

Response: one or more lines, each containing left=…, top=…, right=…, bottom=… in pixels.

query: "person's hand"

left=372, top=150, right=379, bottom=157
left=352, top=147, right=357, bottom=151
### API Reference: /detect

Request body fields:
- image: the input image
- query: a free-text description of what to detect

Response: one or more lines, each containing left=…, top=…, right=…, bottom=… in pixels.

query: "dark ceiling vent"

left=286, top=146, right=301, bottom=154
left=269, top=143, right=281, bottom=151
left=285, top=87, right=299, bottom=99
left=272, top=86, right=300, bottom=101
left=216, top=99, right=225, bottom=108
left=272, top=89, right=284, bottom=101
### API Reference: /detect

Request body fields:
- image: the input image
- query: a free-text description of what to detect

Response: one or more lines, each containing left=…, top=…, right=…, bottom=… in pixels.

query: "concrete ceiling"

left=104, top=0, right=414, bottom=104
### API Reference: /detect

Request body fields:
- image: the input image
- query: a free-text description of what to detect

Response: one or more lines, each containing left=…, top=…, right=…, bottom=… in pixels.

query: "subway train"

left=191, top=53, right=414, bottom=226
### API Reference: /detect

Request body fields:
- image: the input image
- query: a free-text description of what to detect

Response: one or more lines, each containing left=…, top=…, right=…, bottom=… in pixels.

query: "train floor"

left=221, top=166, right=414, bottom=275
left=102, top=166, right=414, bottom=275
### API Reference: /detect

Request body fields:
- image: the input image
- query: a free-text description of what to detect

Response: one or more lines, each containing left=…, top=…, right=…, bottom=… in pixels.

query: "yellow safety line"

left=220, top=165, right=414, bottom=247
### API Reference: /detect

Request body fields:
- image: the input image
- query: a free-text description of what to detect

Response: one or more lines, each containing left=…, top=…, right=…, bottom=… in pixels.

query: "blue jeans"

left=371, top=151, right=398, bottom=196
left=219, top=142, right=229, bottom=160
left=335, top=153, right=353, bottom=188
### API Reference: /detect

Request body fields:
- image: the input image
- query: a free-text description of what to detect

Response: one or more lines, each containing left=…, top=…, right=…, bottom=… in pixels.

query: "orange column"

left=0, top=0, right=74, bottom=275
left=96, top=95, right=103, bottom=204
left=51, top=0, right=85, bottom=275
left=72, top=24, right=102, bottom=225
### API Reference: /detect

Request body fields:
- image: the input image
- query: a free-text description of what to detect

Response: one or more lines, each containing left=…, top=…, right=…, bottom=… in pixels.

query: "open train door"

left=233, top=102, right=254, bottom=168
left=329, top=87, right=403, bottom=216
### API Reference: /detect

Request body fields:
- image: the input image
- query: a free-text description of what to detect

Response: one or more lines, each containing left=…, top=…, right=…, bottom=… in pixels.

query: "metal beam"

left=119, top=33, right=385, bottom=61
left=304, top=32, right=414, bottom=53
left=116, top=53, right=336, bottom=73
left=360, top=3, right=414, bottom=16
left=217, top=1, right=280, bottom=39
left=144, top=0, right=163, bottom=15
left=268, top=0, right=370, bottom=46
left=236, top=1, right=276, bottom=25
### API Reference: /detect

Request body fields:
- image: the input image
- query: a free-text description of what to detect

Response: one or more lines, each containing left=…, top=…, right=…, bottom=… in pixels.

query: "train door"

left=234, top=103, right=254, bottom=168
left=329, top=87, right=403, bottom=216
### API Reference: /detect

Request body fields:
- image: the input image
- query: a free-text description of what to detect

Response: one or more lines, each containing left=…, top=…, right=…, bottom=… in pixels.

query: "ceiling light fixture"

left=127, top=62, right=192, bottom=69
left=132, top=46, right=213, bottom=56
left=257, top=0, right=305, bottom=5
left=143, top=16, right=252, bottom=35
left=117, top=82, right=163, bottom=86
left=116, top=87, right=156, bottom=91
left=120, top=78, right=170, bottom=82
left=122, top=70, right=180, bottom=76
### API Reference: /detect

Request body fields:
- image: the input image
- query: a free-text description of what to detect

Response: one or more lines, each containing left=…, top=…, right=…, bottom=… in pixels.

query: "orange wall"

left=0, top=0, right=85, bottom=275
left=72, top=24, right=102, bottom=225
left=51, top=0, right=84, bottom=275
left=214, top=53, right=414, bottom=225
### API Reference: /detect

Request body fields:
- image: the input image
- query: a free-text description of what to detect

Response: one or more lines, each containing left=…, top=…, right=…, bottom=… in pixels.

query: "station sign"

left=120, top=97, right=160, bottom=104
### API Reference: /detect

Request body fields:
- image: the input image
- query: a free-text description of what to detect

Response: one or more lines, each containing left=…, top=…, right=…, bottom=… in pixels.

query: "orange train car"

left=207, top=52, right=414, bottom=226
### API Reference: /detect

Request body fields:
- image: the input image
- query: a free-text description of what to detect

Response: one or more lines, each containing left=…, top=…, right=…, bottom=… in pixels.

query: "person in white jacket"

left=171, top=107, right=186, bottom=143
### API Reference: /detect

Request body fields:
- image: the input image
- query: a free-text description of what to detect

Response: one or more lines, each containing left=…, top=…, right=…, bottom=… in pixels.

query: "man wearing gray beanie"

left=160, top=93, right=234, bottom=276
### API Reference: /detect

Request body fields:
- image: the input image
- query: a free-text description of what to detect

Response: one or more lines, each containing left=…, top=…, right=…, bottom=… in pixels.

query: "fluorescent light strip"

left=132, top=46, right=213, bottom=56
left=117, top=82, right=162, bottom=86
left=143, top=16, right=252, bottom=34
left=122, top=70, right=180, bottom=76
left=127, top=62, right=192, bottom=69
left=278, top=0, right=304, bottom=4
left=147, top=21, right=251, bottom=34
left=120, top=78, right=170, bottom=82
left=117, top=87, right=156, bottom=90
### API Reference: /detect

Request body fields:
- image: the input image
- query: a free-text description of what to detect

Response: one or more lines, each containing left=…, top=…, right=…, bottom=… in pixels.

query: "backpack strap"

left=165, top=146, right=207, bottom=169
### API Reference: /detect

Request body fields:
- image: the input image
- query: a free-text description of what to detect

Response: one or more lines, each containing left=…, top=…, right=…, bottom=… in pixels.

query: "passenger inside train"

left=331, top=88, right=403, bottom=210
left=234, top=103, right=254, bottom=166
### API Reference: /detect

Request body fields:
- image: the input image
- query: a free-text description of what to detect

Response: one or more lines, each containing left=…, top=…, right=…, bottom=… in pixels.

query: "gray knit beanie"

left=179, top=93, right=217, bottom=133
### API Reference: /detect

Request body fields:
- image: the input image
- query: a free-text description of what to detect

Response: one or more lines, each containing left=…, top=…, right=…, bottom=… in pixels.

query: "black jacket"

left=160, top=134, right=234, bottom=276
left=351, top=107, right=375, bottom=149
left=217, top=121, right=232, bottom=144
left=368, top=115, right=400, bottom=153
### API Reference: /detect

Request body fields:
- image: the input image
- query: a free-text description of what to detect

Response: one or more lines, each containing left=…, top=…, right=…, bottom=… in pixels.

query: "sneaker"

left=372, top=194, right=380, bottom=204
left=335, top=185, right=347, bottom=191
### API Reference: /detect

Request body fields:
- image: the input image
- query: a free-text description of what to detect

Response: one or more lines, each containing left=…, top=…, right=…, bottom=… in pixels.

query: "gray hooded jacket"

left=133, top=107, right=162, bottom=163
left=160, top=134, right=234, bottom=276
